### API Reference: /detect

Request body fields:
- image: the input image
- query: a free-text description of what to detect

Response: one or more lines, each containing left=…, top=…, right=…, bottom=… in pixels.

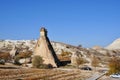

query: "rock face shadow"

left=60, top=60, right=71, bottom=66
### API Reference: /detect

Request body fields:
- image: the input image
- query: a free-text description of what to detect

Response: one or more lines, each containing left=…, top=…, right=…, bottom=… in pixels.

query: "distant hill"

left=0, top=40, right=83, bottom=55
left=106, top=38, right=120, bottom=50
left=1, top=39, right=120, bottom=67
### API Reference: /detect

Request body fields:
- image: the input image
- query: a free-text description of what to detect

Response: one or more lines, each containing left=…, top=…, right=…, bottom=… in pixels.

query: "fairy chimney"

left=33, top=27, right=60, bottom=67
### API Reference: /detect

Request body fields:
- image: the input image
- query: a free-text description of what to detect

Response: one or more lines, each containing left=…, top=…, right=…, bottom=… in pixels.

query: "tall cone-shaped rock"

left=33, top=27, right=60, bottom=67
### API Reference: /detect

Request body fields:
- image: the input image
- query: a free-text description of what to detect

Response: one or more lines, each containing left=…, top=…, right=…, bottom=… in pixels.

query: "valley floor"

left=0, top=66, right=93, bottom=80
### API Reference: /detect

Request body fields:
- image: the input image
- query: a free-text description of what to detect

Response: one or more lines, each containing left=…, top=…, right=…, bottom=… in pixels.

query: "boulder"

left=19, top=58, right=31, bottom=64
left=71, top=52, right=82, bottom=65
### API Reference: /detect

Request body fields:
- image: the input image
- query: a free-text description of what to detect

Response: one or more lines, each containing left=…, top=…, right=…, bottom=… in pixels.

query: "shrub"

left=32, top=56, right=44, bottom=68
left=108, top=57, right=120, bottom=75
left=32, top=56, right=53, bottom=69
left=16, top=51, right=32, bottom=58
left=91, top=55, right=99, bottom=67
left=14, top=55, right=21, bottom=65
left=0, top=52, right=11, bottom=61
left=76, top=57, right=87, bottom=65
left=61, top=50, right=72, bottom=57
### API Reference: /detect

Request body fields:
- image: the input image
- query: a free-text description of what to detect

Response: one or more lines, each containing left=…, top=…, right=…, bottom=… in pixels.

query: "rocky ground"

left=0, top=39, right=120, bottom=67
left=1, top=39, right=120, bottom=66
left=0, top=39, right=120, bottom=80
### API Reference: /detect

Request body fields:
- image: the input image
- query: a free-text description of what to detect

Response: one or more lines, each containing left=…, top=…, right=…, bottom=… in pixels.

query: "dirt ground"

left=0, top=66, right=93, bottom=80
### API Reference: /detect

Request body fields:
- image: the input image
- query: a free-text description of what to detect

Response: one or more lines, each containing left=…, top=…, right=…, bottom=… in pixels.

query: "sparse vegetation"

left=58, top=50, right=71, bottom=61
left=58, top=54, right=71, bottom=61
left=16, top=51, right=32, bottom=58
left=76, top=57, right=87, bottom=66
left=0, top=52, right=11, bottom=62
left=108, top=56, right=120, bottom=75
left=14, top=55, right=21, bottom=65
left=14, top=51, right=32, bottom=65
left=91, top=55, right=99, bottom=71
left=32, top=56, right=44, bottom=68
left=60, top=50, right=72, bottom=57
left=32, top=56, right=53, bottom=69
left=0, top=68, right=92, bottom=80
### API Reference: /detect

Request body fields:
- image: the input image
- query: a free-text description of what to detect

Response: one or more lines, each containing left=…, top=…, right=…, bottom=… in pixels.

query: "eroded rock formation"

left=33, top=27, right=60, bottom=67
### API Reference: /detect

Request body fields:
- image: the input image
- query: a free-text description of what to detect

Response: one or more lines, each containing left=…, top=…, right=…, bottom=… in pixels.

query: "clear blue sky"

left=0, top=0, right=120, bottom=48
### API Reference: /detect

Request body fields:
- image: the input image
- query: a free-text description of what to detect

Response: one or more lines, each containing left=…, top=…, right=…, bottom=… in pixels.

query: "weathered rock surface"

left=1, top=38, right=120, bottom=66
left=9, top=46, right=18, bottom=58
left=19, top=58, right=31, bottom=64
left=106, top=38, right=120, bottom=50
left=33, top=27, right=60, bottom=67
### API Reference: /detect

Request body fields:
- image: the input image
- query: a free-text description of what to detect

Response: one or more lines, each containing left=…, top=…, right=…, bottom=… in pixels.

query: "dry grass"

left=57, top=55, right=71, bottom=61
left=0, top=68, right=92, bottom=80
left=0, top=52, right=11, bottom=61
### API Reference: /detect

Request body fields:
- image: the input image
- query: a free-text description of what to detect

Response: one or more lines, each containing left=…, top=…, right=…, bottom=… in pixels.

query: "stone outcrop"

left=92, top=46, right=102, bottom=50
left=33, top=27, right=60, bottom=67
left=106, top=38, right=120, bottom=50
left=71, top=52, right=79, bottom=65
left=9, top=46, right=18, bottom=58
left=19, top=58, right=31, bottom=64
left=1, top=38, right=120, bottom=67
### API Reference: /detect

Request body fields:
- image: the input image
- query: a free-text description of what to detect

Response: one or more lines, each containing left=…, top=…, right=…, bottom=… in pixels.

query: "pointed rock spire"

left=33, top=27, right=60, bottom=67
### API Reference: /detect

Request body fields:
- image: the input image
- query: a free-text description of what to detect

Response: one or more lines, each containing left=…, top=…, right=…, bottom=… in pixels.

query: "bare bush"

left=108, top=57, right=120, bottom=75
left=32, top=56, right=44, bottom=68
left=61, top=50, right=72, bottom=57
left=32, top=56, right=53, bottom=69
left=76, top=58, right=87, bottom=65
